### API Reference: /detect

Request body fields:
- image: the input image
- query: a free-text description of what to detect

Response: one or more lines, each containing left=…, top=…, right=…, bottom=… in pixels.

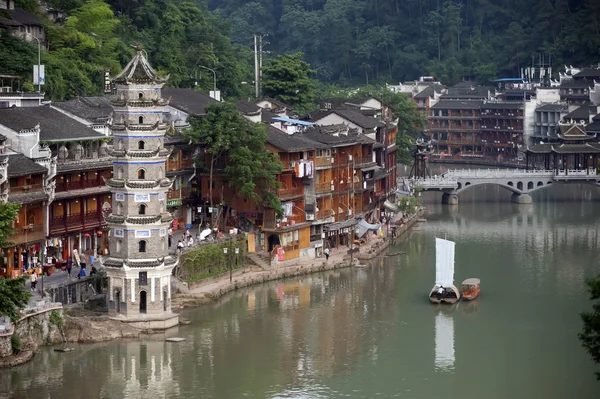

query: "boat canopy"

left=462, top=278, right=480, bottom=286
left=435, top=238, right=455, bottom=287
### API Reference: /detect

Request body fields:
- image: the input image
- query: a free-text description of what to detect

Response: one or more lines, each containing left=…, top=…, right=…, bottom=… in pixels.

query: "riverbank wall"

left=172, top=212, right=421, bottom=310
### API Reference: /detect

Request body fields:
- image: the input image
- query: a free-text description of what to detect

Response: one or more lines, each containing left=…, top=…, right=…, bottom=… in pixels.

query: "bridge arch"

left=452, top=179, right=600, bottom=196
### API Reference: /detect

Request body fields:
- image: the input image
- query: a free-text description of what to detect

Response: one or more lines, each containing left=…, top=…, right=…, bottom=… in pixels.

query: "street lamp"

left=196, top=65, right=217, bottom=98
left=32, top=37, right=41, bottom=93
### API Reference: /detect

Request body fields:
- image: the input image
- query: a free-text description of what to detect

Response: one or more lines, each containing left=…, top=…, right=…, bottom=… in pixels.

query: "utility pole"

left=254, top=34, right=259, bottom=98
left=259, top=35, right=264, bottom=98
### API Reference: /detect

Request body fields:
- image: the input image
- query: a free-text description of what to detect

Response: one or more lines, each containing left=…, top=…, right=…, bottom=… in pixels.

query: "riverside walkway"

left=411, top=168, right=600, bottom=204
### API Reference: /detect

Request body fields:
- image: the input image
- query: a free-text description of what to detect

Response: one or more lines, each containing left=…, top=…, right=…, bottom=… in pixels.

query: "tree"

left=185, top=102, right=283, bottom=225
left=0, top=202, right=30, bottom=324
left=579, top=274, right=600, bottom=381
left=261, top=52, right=316, bottom=111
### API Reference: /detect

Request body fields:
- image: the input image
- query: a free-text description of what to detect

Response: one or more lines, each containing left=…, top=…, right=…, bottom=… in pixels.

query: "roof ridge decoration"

left=113, top=43, right=168, bottom=84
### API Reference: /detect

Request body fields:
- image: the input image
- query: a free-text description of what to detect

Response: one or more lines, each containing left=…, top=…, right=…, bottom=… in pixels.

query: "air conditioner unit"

left=330, top=157, right=335, bottom=164
left=306, top=214, right=315, bottom=221
left=348, top=155, right=353, bottom=161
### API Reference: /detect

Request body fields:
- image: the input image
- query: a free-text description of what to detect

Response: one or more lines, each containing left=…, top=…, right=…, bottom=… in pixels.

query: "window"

left=139, top=204, right=146, bottom=215
left=116, top=239, right=121, bottom=252
left=116, top=203, right=123, bottom=214
left=138, top=240, right=147, bottom=253
left=137, top=169, right=146, bottom=179
left=138, top=93, right=143, bottom=99
left=117, top=167, right=124, bottom=179
left=138, top=116, right=144, bottom=124
left=138, top=140, right=145, bottom=150
left=139, top=271, right=148, bottom=285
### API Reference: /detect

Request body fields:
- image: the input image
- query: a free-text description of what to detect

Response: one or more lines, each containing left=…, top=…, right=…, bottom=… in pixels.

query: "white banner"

left=135, top=230, right=151, bottom=238
left=33, top=65, right=45, bottom=85
left=134, top=193, right=150, bottom=202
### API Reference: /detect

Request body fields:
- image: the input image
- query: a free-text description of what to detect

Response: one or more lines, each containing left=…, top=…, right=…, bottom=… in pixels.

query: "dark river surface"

left=1, top=170, right=600, bottom=398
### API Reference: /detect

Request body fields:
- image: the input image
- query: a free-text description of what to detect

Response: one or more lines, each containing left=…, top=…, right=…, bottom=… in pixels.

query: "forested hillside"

left=208, top=0, right=600, bottom=85
left=1, top=0, right=254, bottom=100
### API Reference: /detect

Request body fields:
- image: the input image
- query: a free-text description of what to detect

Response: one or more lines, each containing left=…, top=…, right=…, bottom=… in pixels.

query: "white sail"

left=435, top=238, right=455, bottom=287
left=435, top=312, right=455, bottom=371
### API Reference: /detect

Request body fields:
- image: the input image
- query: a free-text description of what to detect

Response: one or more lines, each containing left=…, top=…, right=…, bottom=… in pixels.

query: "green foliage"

left=185, top=102, right=283, bottom=217
left=49, top=310, right=63, bottom=328
left=11, top=333, right=22, bottom=354
left=0, top=277, right=31, bottom=324
left=397, top=188, right=421, bottom=217
left=178, top=239, right=247, bottom=282
left=209, top=0, right=600, bottom=85
left=579, top=274, right=600, bottom=381
left=261, top=52, right=316, bottom=112
left=1, top=0, right=252, bottom=100
left=0, top=202, right=20, bottom=249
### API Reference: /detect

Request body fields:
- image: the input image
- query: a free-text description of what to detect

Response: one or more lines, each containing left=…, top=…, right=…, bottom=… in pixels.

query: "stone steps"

left=247, top=252, right=271, bottom=270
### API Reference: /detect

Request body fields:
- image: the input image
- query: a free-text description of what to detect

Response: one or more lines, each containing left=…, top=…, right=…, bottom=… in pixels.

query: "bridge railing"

left=443, top=169, right=555, bottom=178
left=555, top=168, right=597, bottom=177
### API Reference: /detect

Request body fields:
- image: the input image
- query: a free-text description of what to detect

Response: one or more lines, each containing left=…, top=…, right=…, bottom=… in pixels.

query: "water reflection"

left=434, top=311, right=455, bottom=372
left=2, top=198, right=600, bottom=399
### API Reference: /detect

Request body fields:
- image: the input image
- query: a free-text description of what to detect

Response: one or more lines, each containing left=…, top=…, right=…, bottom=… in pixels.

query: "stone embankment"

left=173, top=212, right=421, bottom=310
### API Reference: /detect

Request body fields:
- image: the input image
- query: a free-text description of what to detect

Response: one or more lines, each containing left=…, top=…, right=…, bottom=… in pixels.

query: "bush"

left=49, top=310, right=63, bottom=328
left=178, top=238, right=247, bottom=282
left=11, top=334, right=22, bottom=354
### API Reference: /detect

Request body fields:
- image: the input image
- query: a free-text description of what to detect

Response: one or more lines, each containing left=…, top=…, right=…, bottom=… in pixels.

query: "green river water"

left=1, top=188, right=599, bottom=398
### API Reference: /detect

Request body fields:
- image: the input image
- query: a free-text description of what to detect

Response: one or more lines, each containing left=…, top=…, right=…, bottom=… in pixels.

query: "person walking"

left=177, top=240, right=184, bottom=254
left=66, top=259, right=73, bottom=278
left=324, top=247, right=330, bottom=261
left=30, top=271, right=38, bottom=292
left=80, top=253, right=87, bottom=270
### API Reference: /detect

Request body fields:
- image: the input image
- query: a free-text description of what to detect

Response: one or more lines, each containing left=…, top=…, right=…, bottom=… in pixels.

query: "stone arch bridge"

left=411, top=168, right=600, bottom=204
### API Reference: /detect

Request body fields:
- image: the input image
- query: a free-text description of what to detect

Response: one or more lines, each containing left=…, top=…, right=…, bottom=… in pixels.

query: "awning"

left=362, top=165, right=380, bottom=172
left=323, top=218, right=358, bottom=232
left=383, top=200, right=399, bottom=213
left=357, top=219, right=383, bottom=237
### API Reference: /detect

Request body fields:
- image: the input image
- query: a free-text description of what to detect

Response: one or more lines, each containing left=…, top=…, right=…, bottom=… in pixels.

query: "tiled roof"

left=53, top=97, right=113, bottom=122
left=0, top=105, right=104, bottom=141
left=313, top=109, right=384, bottom=129
left=480, top=102, right=523, bottom=110
left=162, top=88, right=217, bottom=116
left=235, top=100, right=261, bottom=114
left=414, top=86, right=436, bottom=99
left=586, top=121, right=600, bottom=132
left=259, top=97, right=294, bottom=110
left=301, top=126, right=375, bottom=147
left=573, top=68, right=600, bottom=79
left=2, top=9, right=43, bottom=27
left=261, top=109, right=278, bottom=123
left=4, top=153, right=47, bottom=177
left=266, top=126, right=324, bottom=151
left=430, top=100, right=483, bottom=110
left=537, top=103, right=567, bottom=112
left=559, top=79, right=593, bottom=88
left=564, top=105, right=596, bottom=121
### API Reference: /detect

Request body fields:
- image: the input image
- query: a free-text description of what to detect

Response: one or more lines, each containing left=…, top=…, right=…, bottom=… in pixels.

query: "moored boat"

left=429, top=237, right=461, bottom=304
left=461, top=278, right=480, bottom=300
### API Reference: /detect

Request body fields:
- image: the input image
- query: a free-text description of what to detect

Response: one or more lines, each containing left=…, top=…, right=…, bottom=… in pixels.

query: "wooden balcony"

left=278, top=186, right=303, bottom=200
left=315, top=157, right=333, bottom=168
left=9, top=183, right=44, bottom=194
left=10, top=224, right=44, bottom=245
left=55, top=179, right=104, bottom=192
left=363, top=202, right=376, bottom=212
left=316, top=182, right=331, bottom=193
left=50, top=211, right=102, bottom=235
left=316, top=209, right=333, bottom=220
left=355, top=157, right=373, bottom=166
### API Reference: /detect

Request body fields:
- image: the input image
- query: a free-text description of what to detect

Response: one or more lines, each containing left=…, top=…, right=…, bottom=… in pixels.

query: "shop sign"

left=167, top=198, right=182, bottom=207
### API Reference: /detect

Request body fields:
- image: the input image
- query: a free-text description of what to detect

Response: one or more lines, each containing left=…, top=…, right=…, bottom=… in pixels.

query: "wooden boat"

left=461, top=278, right=480, bottom=300
left=429, top=237, right=461, bottom=304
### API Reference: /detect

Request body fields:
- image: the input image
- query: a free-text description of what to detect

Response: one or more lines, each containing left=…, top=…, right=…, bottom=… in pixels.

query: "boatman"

left=437, top=286, right=444, bottom=300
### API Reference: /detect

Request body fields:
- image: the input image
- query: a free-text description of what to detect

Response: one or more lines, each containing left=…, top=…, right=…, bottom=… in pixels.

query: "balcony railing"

left=10, top=224, right=44, bottom=244
left=278, top=186, right=303, bottom=199
left=315, top=157, right=333, bottom=167
left=316, top=182, right=331, bottom=193
left=316, top=209, right=333, bottom=220
left=356, top=157, right=373, bottom=165
left=55, top=179, right=104, bottom=192
left=9, top=183, right=44, bottom=194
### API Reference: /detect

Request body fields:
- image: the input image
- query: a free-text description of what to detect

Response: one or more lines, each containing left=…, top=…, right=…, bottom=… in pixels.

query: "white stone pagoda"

left=102, top=45, right=179, bottom=329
